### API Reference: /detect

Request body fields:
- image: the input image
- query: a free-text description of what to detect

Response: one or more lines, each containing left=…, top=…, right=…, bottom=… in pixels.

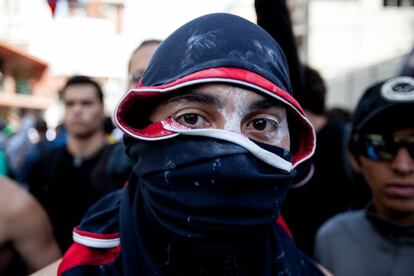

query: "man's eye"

left=243, top=117, right=281, bottom=143
left=64, top=101, right=74, bottom=107
left=175, top=113, right=209, bottom=128
left=248, top=118, right=279, bottom=132
left=252, top=118, right=268, bottom=131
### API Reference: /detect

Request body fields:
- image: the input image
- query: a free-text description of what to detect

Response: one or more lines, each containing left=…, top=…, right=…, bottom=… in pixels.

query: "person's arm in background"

left=1, top=177, right=61, bottom=273
left=255, top=0, right=304, bottom=95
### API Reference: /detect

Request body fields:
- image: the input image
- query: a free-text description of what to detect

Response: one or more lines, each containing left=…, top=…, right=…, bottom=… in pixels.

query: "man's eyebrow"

left=247, top=99, right=282, bottom=111
left=164, top=91, right=221, bottom=106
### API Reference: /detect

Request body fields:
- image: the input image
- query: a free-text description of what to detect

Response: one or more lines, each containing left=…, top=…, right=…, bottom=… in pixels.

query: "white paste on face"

left=220, top=86, right=245, bottom=133
left=217, top=86, right=290, bottom=148
left=271, top=113, right=289, bottom=147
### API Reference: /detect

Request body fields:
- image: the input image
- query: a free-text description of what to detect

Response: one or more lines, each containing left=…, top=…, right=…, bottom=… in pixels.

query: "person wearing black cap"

left=315, top=76, right=414, bottom=276
left=50, top=13, right=331, bottom=276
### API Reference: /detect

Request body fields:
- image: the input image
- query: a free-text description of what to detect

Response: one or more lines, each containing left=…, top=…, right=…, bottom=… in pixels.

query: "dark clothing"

left=27, top=143, right=126, bottom=251
left=59, top=137, right=324, bottom=275
left=282, top=119, right=353, bottom=256
left=105, top=141, right=135, bottom=183
left=119, top=137, right=300, bottom=276
left=59, top=181, right=324, bottom=276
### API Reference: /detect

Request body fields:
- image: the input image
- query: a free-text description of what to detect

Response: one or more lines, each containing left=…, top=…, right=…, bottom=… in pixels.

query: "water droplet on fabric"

left=164, top=171, right=170, bottom=184
left=166, top=160, right=176, bottom=169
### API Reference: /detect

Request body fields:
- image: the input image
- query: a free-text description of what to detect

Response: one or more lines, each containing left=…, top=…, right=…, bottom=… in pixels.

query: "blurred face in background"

left=128, top=42, right=160, bottom=88
left=355, top=128, right=414, bottom=224
left=63, top=84, right=105, bottom=139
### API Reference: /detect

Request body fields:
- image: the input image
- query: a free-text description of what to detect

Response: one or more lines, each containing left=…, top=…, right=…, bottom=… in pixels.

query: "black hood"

left=114, top=13, right=315, bottom=168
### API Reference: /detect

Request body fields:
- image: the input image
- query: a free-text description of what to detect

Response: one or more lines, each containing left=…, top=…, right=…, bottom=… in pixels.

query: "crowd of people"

left=0, top=0, right=413, bottom=275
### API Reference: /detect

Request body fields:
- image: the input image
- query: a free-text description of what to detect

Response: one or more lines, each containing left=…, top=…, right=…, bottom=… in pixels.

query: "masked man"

left=56, top=13, right=328, bottom=275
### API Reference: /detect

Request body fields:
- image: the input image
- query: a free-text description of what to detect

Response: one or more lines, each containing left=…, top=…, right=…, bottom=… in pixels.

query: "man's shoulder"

left=314, top=210, right=367, bottom=266
left=101, top=142, right=120, bottom=155
left=104, top=142, right=134, bottom=183
left=317, top=210, right=366, bottom=238
left=102, top=142, right=126, bottom=160
left=33, top=144, right=67, bottom=164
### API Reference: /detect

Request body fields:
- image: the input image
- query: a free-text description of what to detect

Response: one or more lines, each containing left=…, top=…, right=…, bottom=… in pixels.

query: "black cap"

left=351, top=76, right=414, bottom=135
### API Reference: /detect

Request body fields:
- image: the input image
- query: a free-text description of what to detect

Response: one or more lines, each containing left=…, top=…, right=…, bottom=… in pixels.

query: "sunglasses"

left=358, top=134, right=414, bottom=161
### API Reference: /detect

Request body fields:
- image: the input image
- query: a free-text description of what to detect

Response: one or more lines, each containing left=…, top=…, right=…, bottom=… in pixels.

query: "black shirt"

left=27, top=143, right=126, bottom=251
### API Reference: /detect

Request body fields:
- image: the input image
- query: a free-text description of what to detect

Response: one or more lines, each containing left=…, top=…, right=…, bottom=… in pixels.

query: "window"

left=383, top=0, right=414, bottom=7
left=15, top=77, right=31, bottom=95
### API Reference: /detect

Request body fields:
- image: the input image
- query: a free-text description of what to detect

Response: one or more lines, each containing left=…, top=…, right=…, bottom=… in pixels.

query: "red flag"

left=47, top=0, right=58, bottom=16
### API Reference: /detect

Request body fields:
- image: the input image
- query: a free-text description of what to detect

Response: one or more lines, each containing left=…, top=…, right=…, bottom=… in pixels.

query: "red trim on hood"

left=58, top=243, right=121, bottom=275
left=115, top=67, right=315, bottom=166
